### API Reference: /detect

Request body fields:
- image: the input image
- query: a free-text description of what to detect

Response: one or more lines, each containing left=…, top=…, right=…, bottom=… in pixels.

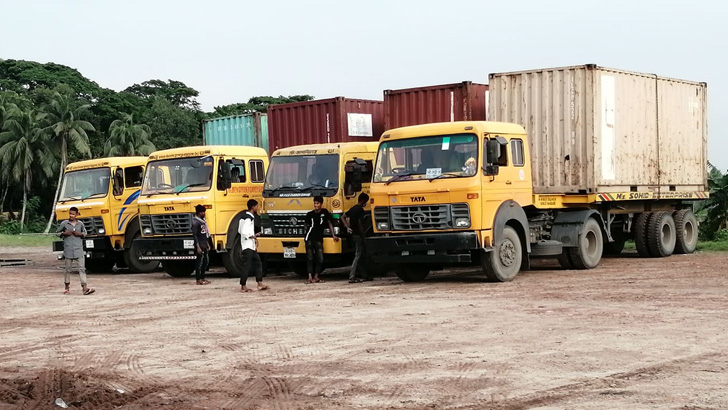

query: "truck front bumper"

left=53, top=237, right=112, bottom=259
left=134, top=237, right=197, bottom=260
left=366, top=232, right=479, bottom=264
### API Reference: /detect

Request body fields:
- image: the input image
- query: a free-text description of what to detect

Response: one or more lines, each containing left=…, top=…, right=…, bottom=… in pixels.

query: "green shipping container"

left=203, top=113, right=269, bottom=153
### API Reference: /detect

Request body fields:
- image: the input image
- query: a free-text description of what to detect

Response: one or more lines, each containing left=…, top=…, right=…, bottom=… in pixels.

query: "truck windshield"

left=373, top=134, right=478, bottom=183
left=263, top=154, right=339, bottom=197
left=141, top=157, right=214, bottom=196
left=59, top=168, right=111, bottom=202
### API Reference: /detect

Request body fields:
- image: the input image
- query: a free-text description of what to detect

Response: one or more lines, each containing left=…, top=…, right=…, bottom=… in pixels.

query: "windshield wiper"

left=175, top=183, right=208, bottom=194
left=299, top=183, right=330, bottom=192
left=428, top=172, right=462, bottom=182
left=81, top=192, right=107, bottom=201
left=385, top=172, right=416, bottom=185
left=59, top=196, right=81, bottom=202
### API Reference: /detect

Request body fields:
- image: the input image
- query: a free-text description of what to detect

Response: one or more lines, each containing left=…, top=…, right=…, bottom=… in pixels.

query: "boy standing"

left=304, top=196, right=339, bottom=283
left=238, top=199, right=269, bottom=292
left=57, top=207, right=95, bottom=295
left=192, top=204, right=211, bottom=285
left=342, top=193, right=371, bottom=283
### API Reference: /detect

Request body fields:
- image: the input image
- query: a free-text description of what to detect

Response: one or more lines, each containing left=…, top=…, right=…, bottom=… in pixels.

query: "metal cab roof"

left=65, top=156, right=148, bottom=172
left=148, top=145, right=268, bottom=160
left=271, top=141, right=380, bottom=156
left=381, top=121, right=526, bottom=141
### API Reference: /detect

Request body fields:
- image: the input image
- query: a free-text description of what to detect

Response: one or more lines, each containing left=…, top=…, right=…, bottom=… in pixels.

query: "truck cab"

left=258, top=142, right=380, bottom=276
left=53, top=157, right=158, bottom=273
left=133, top=146, right=269, bottom=277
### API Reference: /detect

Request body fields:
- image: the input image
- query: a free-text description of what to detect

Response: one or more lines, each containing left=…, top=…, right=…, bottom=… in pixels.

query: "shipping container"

left=488, top=64, right=707, bottom=195
left=267, top=97, right=384, bottom=151
left=383, top=82, right=489, bottom=130
left=203, top=113, right=269, bottom=153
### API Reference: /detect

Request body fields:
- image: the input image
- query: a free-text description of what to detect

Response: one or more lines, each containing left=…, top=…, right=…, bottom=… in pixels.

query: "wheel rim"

left=661, top=220, right=674, bottom=247
left=684, top=219, right=696, bottom=245
left=585, top=230, right=598, bottom=258
left=499, top=240, right=517, bottom=267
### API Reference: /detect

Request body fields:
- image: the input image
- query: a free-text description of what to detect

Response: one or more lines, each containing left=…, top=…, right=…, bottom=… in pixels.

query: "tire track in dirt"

left=0, top=335, right=84, bottom=362
left=26, top=368, right=62, bottom=410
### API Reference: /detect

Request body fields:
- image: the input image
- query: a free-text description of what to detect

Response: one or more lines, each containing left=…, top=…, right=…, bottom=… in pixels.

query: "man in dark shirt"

left=304, top=196, right=339, bottom=283
left=342, top=193, right=371, bottom=283
left=192, top=204, right=211, bottom=285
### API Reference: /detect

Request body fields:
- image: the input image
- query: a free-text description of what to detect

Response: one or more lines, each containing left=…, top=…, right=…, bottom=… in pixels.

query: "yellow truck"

left=258, top=142, right=381, bottom=275
left=53, top=156, right=158, bottom=273
left=133, top=145, right=269, bottom=277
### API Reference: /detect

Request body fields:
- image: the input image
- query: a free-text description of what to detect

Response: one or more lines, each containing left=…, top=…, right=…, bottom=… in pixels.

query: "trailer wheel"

left=124, top=231, right=160, bottom=273
left=647, top=211, right=676, bottom=257
left=482, top=226, right=522, bottom=282
left=394, top=266, right=430, bottom=282
left=162, top=260, right=195, bottom=277
left=568, top=218, right=603, bottom=269
left=634, top=212, right=653, bottom=257
left=673, top=209, right=698, bottom=254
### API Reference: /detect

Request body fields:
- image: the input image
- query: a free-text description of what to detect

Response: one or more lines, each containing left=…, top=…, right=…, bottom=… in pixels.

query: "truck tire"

left=222, top=235, right=244, bottom=278
left=568, top=218, right=603, bottom=269
left=482, top=226, right=522, bottom=282
left=394, top=266, right=430, bottom=282
left=124, top=231, right=160, bottom=273
left=162, top=260, right=195, bottom=277
left=647, top=211, right=676, bottom=257
left=634, top=212, right=653, bottom=258
left=673, top=209, right=698, bottom=254
left=85, top=258, right=115, bottom=273
left=557, top=251, right=576, bottom=269
left=288, top=261, right=308, bottom=277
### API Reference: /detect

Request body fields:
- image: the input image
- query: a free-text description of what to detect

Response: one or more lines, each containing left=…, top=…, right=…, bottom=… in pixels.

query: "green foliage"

left=104, top=113, right=156, bottom=156
left=0, top=59, right=100, bottom=96
left=125, top=79, right=201, bottom=111
left=141, top=97, right=203, bottom=149
left=699, top=164, right=728, bottom=240
left=0, top=221, right=21, bottom=235
left=211, top=95, right=314, bottom=116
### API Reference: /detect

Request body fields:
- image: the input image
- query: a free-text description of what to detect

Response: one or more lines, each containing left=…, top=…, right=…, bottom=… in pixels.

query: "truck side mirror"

left=345, top=159, right=366, bottom=195
left=221, top=162, right=233, bottom=189
left=486, top=139, right=501, bottom=164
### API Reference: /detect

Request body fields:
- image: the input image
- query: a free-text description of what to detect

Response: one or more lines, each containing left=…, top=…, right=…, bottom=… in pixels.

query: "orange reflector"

left=100, top=209, right=110, bottom=214
left=464, top=126, right=473, bottom=130
left=467, top=193, right=479, bottom=199
left=204, top=204, right=213, bottom=209
left=370, top=198, right=375, bottom=204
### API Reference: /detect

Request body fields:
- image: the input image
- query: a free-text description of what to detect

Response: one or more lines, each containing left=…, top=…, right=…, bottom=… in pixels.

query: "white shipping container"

left=488, top=64, right=707, bottom=195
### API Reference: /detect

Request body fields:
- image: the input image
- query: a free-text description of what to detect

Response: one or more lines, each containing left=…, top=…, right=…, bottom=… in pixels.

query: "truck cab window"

left=250, top=160, right=265, bottom=183
left=511, top=139, right=524, bottom=167
left=218, top=159, right=245, bottom=191
left=124, top=166, right=144, bottom=188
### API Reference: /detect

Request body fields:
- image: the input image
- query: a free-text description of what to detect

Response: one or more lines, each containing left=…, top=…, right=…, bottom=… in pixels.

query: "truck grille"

left=140, top=213, right=193, bottom=235
left=378, top=203, right=470, bottom=231
left=80, top=216, right=104, bottom=236
left=270, top=213, right=306, bottom=237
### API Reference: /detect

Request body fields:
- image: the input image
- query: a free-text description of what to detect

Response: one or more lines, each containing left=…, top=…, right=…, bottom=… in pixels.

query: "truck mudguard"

left=551, top=210, right=608, bottom=248
left=491, top=200, right=531, bottom=253
left=225, top=210, right=249, bottom=251
left=123, top=216, right=141, bottom=250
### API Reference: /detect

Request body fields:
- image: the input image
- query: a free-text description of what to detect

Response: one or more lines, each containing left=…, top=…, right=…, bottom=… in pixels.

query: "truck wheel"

left=124, top=232, right=160, bottom=273
left=557, top=251, right=576, bottom=269
left=568, top=218, right=603, bottom=269
left=85, top=258, right=115, bottom=273
left=394, top=266, right=430, bottom=282
left=647, top=211, right=676, bottom=257
left=673, top=209, right=698, bottom=254
left=222, top=235, right=244, bottom=278
left=162, top=260, right=195, bottom=277
left=482, top=226, right=522, bottom=282
left=634, top=212, right=653, bottom=257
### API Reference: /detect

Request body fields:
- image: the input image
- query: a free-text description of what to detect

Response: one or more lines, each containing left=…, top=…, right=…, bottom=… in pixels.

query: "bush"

left=0, top=221, right=21, bottom=235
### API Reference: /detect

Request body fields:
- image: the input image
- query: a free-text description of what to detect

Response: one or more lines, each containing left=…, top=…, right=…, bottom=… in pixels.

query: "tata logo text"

left=410, top=196, right=426, bottom=203
left=164, top=206, right=175, bottom=211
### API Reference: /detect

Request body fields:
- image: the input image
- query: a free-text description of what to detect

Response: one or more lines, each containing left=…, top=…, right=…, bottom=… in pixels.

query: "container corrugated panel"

left=203, top=113, right=269, bottom=153
left=383, top=82, right=489, bottom=130
left=267, top=97, right=384, bottom=151
left=488, top=64, right=707, bottom=194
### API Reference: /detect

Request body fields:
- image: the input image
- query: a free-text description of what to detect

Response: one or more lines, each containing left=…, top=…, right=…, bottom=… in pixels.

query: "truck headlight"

left=263, top=227, right=273, bottom=235
left=98, top=228, right=105, bottom=234
left=455, top=217, right=471, bottom=228
left=377, top=222, right=390, bottom=230
left=143, top=227, right=152, bottom=235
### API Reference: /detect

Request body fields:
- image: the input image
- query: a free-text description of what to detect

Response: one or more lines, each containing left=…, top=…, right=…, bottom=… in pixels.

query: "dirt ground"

left=0, top=247, right=726, bottom=410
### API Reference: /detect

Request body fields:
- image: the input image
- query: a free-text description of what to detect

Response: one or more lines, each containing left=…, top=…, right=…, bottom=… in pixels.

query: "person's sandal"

left=63, top=289, right=70, bottom=294
left=83, top=288, right=95, bottom=295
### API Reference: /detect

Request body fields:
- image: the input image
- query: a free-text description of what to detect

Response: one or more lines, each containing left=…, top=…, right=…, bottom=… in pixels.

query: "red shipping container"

left=383, top=82, right=489, bottom=130
left=267, top=97, right=384, bottom=151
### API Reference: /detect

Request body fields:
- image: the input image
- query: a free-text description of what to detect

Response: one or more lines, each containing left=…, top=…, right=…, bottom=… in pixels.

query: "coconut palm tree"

left=104, top=113, right=155, bottom=156
left=0, top=92, right=17, bottom=212
left=43, top=90, right=95, bottom=233
left=0, top=108, right=54, bottom=230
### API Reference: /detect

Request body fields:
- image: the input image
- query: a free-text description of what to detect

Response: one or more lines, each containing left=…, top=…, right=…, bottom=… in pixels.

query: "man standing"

left=192, top=204, right=211, bottom=285
left=238, top=199, right=269, bottom=292
left=342, top=193, right=371, bottom=283
left=304, top=196, right=339, bottom=283
left=57, top=206, right=95, bottom=295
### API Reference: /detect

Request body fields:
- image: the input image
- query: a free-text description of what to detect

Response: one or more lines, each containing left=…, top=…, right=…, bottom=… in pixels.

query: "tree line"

left=0, top=59, right=312, bottom=233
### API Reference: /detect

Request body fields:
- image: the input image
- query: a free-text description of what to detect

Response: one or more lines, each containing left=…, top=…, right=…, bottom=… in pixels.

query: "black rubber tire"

left=568, top=218, right=603, bottom=269
left=124, top=231, right=160, bottom=273
left=394, top=266, right=430, bottom=282
left=673, top=208, right=698, bottom=254
left=162, top=260, right=195, bottom=277
left=222, top=234, right=244, bottom=278
left=603, top=239, right=626, bottom=255
left=288, top=261, right=308, bottom=277
left=634, top=212, right=653, bottom=258
left=85, top=258, right=115, bottom=273
left=482, top=226, right=522, bottom=282
left=557, top=251, right=576, bottom=269
left=647, top=211, right=676, bottom=257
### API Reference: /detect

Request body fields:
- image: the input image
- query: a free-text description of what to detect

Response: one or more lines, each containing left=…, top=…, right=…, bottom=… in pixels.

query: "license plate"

left=183, top=240, right=194, bottom=249
left=85, top=240, right=94, bottom=249
left=283, top=247, right=296, bottom=259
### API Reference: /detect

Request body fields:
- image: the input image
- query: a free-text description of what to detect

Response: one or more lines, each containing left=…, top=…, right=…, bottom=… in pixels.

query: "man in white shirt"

left=238, top=199, right=269, bottom=292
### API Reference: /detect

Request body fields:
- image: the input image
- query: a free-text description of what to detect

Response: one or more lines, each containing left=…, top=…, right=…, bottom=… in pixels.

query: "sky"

left=2, top=0, right=727, bottom=170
